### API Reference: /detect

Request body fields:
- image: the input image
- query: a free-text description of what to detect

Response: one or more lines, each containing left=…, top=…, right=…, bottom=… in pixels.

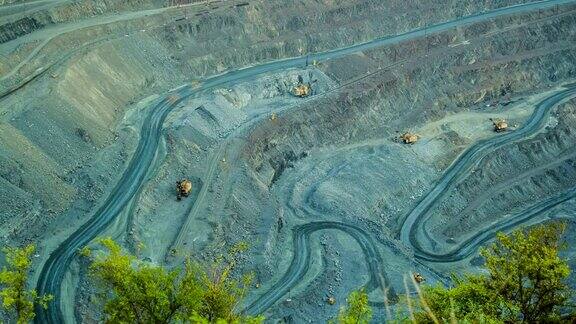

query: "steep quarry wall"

left=0, top=0, right=163, bottom=43
left=222, top=9, right=576, bottom=297
left=157, top=0, right=551, bottom=79
left=0, top=16, right=43, bottom=43
left=434, top=101, right=576, bottom=242
left=4, top=0, right=561, bottom=247
left=57, top=36, right=183, bottom=144
left=0, top=0, right=553, bottom=88
left=0, top=34, right=191, bottom=243
left=242, top=8, right=576, bottom=190
left=1, top=2, right=576, bottom=321
left=0, top=122, right=76, bottom=232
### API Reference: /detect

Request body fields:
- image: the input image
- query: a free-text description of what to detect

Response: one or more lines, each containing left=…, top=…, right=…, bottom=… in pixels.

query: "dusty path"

left=34, top=1, right=576, bottom=322
left=0, top=0, right=216, bottom=82
left=244, top=86, right=576, bottom=316
left=244, top=221, right=395, bottom=316
left=168, top=0, right=576, bottom=260
left=400, top=85, right=576, bottom=259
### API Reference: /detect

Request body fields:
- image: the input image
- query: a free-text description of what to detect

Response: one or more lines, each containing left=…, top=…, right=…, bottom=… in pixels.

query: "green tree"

left=0, top=244, right=52, bottom=323
left=410, top=222, right=571, bottom=323
left=334, top=288, right=372, bottom=324
left=482, top=222, right=571, bottom=322
left=90, top=238, right=262, bottom=323
left=410, top=275, right=502, bottom=323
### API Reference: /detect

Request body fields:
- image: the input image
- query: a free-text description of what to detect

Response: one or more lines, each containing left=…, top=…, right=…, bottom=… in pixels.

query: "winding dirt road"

left=33, top=1, right=576, bottom=322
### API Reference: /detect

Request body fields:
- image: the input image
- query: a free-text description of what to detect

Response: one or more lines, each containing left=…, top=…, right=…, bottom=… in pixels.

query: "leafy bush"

left=409, top=222, right=572, bottom=323
left=0, top=244, right=52, bottom=324
left=333, top=288, right=372, bottom=324
left=90, top=238, right=262, bottom=324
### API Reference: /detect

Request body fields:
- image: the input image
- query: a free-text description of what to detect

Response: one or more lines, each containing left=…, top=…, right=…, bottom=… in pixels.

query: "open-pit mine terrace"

left=1, top=0, right=576, bottom=322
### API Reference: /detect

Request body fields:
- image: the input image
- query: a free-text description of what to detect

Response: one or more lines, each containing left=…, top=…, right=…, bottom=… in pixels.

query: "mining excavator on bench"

left=293, top=83, right=311, bottom=97
left=491, top=118, right=508, bottom=132
left=176, top=179, right=192, bottom=200
left=401, top=132, right=419, bottom=144
left=413, top=273, right=425, bottom=283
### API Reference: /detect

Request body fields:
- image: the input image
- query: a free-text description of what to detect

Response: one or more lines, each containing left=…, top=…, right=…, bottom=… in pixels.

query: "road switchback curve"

left=35, top=1, right=576, bottom=322
left=244, top=221, right=396, bottom=316
left=400, top=85, right=576, bottom=260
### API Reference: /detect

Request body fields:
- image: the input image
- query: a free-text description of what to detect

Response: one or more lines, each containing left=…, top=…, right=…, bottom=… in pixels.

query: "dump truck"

left=413, top=273, right=425, bottom=283
left=176, top=179, right=192, bottom=200
left=491, top=118, right=508, bottom=132
left=293, top=83, right=311, bottom=97
left=401, top=132, right=419, bottom=144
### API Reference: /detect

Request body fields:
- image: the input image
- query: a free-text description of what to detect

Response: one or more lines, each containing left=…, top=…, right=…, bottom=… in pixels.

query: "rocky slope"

left=1, top=0, right=576, bottom=322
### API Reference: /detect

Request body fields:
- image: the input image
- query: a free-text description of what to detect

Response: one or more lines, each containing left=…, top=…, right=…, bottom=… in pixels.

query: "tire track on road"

left=400, top=85, right=576, bottom=260
left=35, top=1, right=576, bottom=321
left=244, top=221, right=396, bottom=316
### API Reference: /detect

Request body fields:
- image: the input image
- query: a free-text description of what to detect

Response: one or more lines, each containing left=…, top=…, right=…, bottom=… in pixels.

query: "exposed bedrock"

left=1, top=1, right=576, bottom=322
left=126, top=70, right=333, bottom=263
left=0, top=0, right=163, bottom=43
left=5, top=1, right=571, bottom=92
left=0, top=35, right=187, bottom=243
left=428, top=101, right=576, bottom=246
left=2, top=0, right=563, bottom=250
left=239, top=9, right=576, bottom=229
left=221, top=10, right=576, bottom=318
left=0, top=16, right=43, bottom=43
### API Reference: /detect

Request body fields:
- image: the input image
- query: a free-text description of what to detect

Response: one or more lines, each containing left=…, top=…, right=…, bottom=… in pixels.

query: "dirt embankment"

left=434, top=101, right=576, bottom=241
left=0, top=0, right=163, bottom=43
left=219, top=12, right=576, bottom=317
left=0, top=0, right=559, bottom=248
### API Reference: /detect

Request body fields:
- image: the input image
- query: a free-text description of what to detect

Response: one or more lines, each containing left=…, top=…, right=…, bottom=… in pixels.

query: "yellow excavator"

left=176, top=179, right=192, bottom=200
left=401, top=132, right=419, bottom=144
left=491, top=118, right=508, bottom=132
left=327, top=296, right=336, bottom=305
left=293, top=83, right=311, bottom=97
left=414, top=273, right=425, bottom=284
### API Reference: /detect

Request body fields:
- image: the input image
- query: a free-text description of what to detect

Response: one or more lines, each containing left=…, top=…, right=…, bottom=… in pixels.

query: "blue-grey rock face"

left=1, top=0, right=576, bottom=322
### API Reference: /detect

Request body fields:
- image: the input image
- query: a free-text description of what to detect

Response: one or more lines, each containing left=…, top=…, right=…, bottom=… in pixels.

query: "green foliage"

left=407, top=222, right=571, bottom=323
left=410, top=275, right=502, bottom=324
left=90, top=237, right=263, bottom=324
left=0, top=244, right=52, bottom=324
left=78, top=246, right=92, bottom=258
left=481, top=221, right=571, bottom=322
left=334, top=288, right=372, bottom=324
left=228, top=241, right=249, bottom=256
